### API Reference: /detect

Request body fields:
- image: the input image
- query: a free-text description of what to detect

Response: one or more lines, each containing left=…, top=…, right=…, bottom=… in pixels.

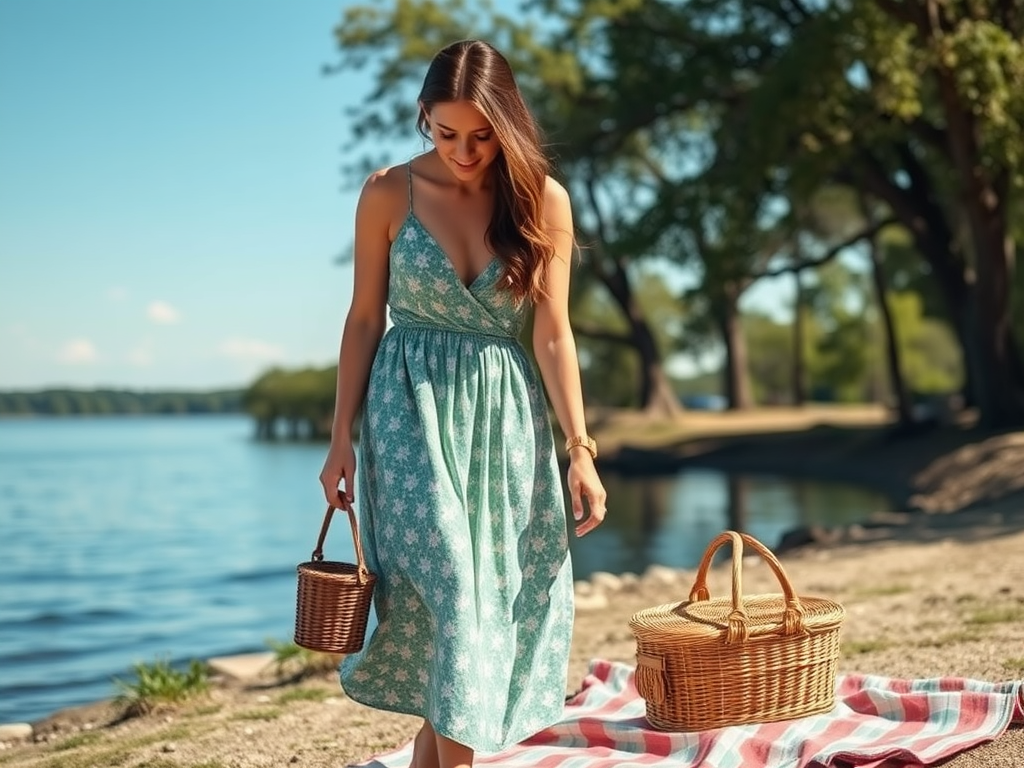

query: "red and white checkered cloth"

left=351, top=659, right=1024, bottom=767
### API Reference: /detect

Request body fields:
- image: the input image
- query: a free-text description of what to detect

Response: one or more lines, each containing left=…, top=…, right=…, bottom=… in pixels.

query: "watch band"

left=565, top=434, right=598, bottom=460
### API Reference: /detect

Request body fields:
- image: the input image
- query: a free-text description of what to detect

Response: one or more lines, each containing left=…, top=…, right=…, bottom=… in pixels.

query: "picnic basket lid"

left=631, top=530, right=844, bottom=643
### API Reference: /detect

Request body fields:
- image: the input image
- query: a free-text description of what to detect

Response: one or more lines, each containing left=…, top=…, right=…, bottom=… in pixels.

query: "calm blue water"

left=0, top=415, right=889, bottom=724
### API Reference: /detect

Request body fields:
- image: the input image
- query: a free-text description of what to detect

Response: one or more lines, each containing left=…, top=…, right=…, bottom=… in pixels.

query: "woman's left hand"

left=567, top=454, right=607, bottom=537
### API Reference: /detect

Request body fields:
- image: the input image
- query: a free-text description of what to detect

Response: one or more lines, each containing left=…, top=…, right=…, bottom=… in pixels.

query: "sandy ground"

left=2, top=407, right=1023, bottom=768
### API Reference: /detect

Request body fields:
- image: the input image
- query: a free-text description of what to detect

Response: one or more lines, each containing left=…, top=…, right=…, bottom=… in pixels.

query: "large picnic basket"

left=629, top=530, right=845, bottom=731
left=294, top=503, right=377, bottom=654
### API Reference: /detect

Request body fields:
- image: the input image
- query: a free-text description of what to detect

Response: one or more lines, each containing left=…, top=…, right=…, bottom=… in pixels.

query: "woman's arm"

left=319, top=168, right=395, bottom=508
left=532, top=177, right=607, bottom=536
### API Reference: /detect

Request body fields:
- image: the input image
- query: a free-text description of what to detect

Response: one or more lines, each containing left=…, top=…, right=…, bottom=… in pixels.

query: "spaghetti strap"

left=406, top=162, right=414, bottom=214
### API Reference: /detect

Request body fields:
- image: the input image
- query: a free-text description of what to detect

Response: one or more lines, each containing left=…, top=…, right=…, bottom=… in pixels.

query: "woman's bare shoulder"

left=542, top=175, right=572, bottom=227
left=360, top=162, right=410, bottom=205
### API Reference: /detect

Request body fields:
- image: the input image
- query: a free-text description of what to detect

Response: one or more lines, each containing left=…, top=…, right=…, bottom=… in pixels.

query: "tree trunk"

left=792, top=274, right=807, bottom=406
left=716, top=284, right=754, bottom=409
left=866, top=223, right=914, bottom=427
left=934, top=67, right=1024, bottom=426
left=598, top=257, right=684, bottom=417
left=855, top=154, right=985, bottom=411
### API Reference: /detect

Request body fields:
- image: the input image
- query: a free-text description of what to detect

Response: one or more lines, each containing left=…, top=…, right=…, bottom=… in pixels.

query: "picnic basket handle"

left=311, top=503, right=372, bottom=585
left=688, top=531, right=806, bottom=643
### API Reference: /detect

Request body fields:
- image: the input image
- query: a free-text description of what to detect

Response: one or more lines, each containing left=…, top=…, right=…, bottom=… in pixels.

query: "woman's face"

left=423, top=100, right=500, bottom=182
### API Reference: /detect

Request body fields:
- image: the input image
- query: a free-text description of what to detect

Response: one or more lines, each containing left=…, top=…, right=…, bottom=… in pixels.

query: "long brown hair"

left=417, top=40, right=554, bottom=305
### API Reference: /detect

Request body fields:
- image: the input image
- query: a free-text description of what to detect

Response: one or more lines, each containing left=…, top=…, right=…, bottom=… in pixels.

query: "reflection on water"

left=567, top=470, right=891, bottom=580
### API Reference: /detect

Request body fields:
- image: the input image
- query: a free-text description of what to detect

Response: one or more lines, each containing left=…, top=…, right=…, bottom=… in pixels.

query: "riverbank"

left=2, top=405, right=1022, bottom=767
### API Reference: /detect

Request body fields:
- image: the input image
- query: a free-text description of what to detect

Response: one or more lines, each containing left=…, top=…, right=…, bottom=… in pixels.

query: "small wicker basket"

left=629, top=531, right=844, bottom=731
left=294, top=503, right=377, bottom=655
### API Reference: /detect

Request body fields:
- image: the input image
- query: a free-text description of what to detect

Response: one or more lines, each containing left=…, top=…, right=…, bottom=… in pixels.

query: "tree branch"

left=754, top=217, right=899, bottom=279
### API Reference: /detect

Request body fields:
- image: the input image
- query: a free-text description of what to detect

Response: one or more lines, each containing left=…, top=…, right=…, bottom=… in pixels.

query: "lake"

left=0, top=415, right=889, bottom=724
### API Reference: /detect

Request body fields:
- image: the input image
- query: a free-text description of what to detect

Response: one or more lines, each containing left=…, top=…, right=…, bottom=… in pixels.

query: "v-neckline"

left=407, top=213, right=497, bottom=291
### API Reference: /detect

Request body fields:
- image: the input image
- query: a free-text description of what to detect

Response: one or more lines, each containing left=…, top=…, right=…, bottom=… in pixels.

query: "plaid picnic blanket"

left=352, top=659, right=1024, bottom=768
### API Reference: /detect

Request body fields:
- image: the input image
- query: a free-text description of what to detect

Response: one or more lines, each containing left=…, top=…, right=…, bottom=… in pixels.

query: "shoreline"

left=3, top=406, right=1023, bottom=766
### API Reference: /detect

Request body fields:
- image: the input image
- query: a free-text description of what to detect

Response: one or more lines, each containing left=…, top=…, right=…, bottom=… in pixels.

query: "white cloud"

left=218, top=337, right=284, bottom=362
left=57, top=339, right=98, bottom=364
left=147, top=300, right=180, bottom=324
left=107, top=286, right=128, bottom=301
left=127, top=341, right=154, bottom=367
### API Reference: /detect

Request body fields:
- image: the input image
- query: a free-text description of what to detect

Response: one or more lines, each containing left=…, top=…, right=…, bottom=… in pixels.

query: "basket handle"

left=311, top=502, right=372, bottom=586
left=688, top=531, right=806, bottom=643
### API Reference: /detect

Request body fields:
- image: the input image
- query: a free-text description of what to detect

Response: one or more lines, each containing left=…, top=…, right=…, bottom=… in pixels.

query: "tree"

left=544, top=0, right=1024, bottom=425
left=329, top=1, right=681, bottom=413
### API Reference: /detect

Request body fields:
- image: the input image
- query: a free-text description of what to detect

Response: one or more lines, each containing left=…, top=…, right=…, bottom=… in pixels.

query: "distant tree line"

left=0, top=388, right=243, bottom=416
left=242, top=367, right=337, bottom=441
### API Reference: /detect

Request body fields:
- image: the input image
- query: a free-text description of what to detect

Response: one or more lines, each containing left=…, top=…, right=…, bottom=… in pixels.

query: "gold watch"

left=565, top=435, right=598, bottom=460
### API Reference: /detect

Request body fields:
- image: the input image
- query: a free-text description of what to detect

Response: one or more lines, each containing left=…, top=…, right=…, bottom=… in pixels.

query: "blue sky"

left=0, top=0, right=788, bottom=391
left=0, top=0, right=428, bottom=390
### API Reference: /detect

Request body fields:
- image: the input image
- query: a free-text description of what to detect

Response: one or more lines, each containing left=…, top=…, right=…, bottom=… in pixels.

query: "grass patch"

left=966, top=606, right=1024, bottom=625
left=266, top=638, right=340, bottom=680
left=850, top=584, right=911, bottom=598
left=40, top=745, right=136, bottom=768
left=843, top=639, right=892, bottom=655
left=916, top=630, right=985, bottom=648
left=232, top=707, right=284, bottom=721
left=276, top=687, right=332, bottom=705
left=133, top=760, right=180, bottom=768
left=1001, top=657, right=1024, bottom=675
left=184, top=703, right=223, bottom=717
left=34, top=722, right=214, bottom=768
left=113, top=657, right=210, bottom=718
left=52, top=731, right=104, bottom=751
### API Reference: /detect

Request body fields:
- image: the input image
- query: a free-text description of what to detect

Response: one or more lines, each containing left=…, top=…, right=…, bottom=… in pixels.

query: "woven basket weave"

left=629, top=531, right=844, bottom=731
left=294, top=504, right=377, bottom=655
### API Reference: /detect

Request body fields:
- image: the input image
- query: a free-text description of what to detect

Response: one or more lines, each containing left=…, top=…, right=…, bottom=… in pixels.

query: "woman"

left=319, top=39, right=607, bottom=768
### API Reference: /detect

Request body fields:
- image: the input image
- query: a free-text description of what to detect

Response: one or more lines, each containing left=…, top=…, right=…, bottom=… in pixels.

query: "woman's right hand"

left=319, top=439, right=356, bottom=509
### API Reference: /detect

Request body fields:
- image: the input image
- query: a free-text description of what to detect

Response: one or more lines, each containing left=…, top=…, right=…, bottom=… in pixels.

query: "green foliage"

left=266, top=638, right=340, bottom=680
left=885, top=292, right=964, bottom=394
left=243, top=366, right=337, bottom=440
left=112, top=658, right=209, bottom=718
left=967, top=606, right=1024, bottom=625
left=0, top=388, right=242, bottom=416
